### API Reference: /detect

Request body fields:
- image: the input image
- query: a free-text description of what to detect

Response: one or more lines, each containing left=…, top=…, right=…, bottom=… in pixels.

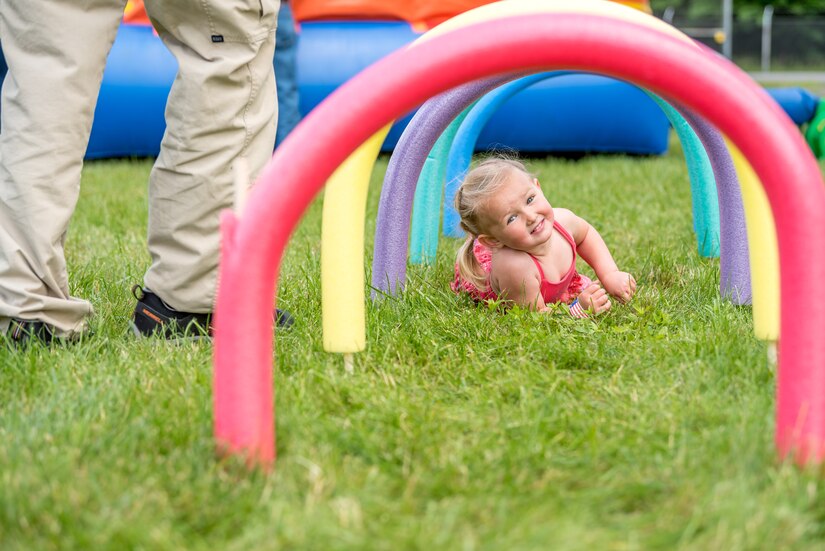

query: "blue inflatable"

left=297, top=21, right=670, bottom=154
left=87, top=24, right=176, bottom=159
left=92, top=21, right=675, bottom=157
left=764, top=87, right=819, bottom=125
left=0, top=20, right=819, bottom=159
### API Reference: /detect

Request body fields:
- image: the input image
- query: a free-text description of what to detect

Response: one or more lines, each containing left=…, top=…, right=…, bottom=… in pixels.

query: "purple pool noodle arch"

left=371, top=75, right=514, bottom=296
left=677, top=107, right=752, bottom=304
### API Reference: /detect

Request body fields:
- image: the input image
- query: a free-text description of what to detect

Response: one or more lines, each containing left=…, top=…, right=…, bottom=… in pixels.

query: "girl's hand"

left=600, top=271, right=637, bottom=303
left=578, top=282, right=611, bottom=315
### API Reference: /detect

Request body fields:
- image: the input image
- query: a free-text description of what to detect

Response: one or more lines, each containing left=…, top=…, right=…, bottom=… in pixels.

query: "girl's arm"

left=554, top=209, right=636, bottom=303
left=493, top=252, right=611, bottom=315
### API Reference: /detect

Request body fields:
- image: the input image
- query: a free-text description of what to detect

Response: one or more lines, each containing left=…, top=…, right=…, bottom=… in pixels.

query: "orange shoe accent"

left=141, top=308, right=163, bottom=324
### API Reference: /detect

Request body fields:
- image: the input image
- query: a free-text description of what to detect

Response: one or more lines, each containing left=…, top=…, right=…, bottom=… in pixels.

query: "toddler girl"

left=451, top=158, right=636, bottom=317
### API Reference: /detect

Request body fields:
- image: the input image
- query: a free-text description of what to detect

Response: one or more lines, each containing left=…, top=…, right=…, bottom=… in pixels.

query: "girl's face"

left=478, top=169, right=554, bottom=252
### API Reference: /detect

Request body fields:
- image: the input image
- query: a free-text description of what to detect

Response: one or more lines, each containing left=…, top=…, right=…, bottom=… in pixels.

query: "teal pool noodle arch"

left=647, top=94, right=720, bottom=257
left=408, top=102, right=477, bottom=264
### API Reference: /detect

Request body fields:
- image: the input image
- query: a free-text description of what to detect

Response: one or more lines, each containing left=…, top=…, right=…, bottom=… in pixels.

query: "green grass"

left=3, top=137, right=825, bottom=550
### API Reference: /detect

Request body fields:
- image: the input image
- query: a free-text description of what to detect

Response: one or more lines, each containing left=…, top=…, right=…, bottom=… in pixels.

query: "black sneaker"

left=130, top=285, right=294, bottom=340
left=5, top=318, right=61, bottom=347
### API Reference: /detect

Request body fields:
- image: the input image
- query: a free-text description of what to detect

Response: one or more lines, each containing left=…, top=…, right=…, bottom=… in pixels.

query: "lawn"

left=2, top=138, right=825, bottom=550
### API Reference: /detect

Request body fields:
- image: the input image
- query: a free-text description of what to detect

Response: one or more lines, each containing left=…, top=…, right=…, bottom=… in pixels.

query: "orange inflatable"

left=123, top=0, right=151, bottom=25
left=127, top=1, right=651, bottom=29
left=293, top=0, right=498, bottom=27
left=292, top=0, right=650, bottom=26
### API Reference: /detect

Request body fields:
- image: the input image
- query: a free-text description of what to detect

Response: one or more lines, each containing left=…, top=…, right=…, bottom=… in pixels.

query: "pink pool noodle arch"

left=213, top=14, right=825, bottom=467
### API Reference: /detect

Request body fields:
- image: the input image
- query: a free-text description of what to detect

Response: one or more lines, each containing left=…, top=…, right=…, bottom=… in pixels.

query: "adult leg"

left=141, top=0, right=279, bottom=313
left=274, top=1, right=301, bottom=147
left=0, top=0, right=126, bottom=336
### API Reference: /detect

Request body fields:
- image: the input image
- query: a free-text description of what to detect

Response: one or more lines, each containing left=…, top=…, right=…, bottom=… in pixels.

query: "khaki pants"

left=0, top=0, right=279, bottom=336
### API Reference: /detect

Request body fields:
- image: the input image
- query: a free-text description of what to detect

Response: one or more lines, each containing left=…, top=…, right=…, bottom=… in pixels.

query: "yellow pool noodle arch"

left=321, top=126, right=390, bottom=353
left=319, top=0, right=778, bottom=354
left=728, top=142, right=779, bottom=340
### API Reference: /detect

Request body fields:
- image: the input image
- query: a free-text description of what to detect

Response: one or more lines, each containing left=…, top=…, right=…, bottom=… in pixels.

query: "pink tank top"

left=450, top=221, right=590, bottom=305
left=527, top=221, right=587, bottom=304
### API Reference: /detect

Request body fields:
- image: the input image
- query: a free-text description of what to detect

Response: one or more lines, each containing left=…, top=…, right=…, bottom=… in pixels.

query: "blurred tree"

left=651, top=0, right=825, bottom=19
left=651, top=0, right=825, bottom=65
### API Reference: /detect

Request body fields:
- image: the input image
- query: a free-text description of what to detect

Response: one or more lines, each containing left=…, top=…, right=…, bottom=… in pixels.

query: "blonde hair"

left=454, top=157, right=532, bottom=290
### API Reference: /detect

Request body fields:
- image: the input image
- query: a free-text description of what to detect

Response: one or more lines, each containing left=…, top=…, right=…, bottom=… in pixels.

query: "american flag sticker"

left=569, top=299, right=589, bottom=319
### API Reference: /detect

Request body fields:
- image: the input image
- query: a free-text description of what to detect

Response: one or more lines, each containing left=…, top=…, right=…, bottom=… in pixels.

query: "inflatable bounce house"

left=0, top=0, right=822, bottom=158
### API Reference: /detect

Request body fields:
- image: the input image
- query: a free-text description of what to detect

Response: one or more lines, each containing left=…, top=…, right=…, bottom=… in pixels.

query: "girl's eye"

left=527, top=195, right=535, bottom=204
left=506, top=215, right=516, bottom=225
